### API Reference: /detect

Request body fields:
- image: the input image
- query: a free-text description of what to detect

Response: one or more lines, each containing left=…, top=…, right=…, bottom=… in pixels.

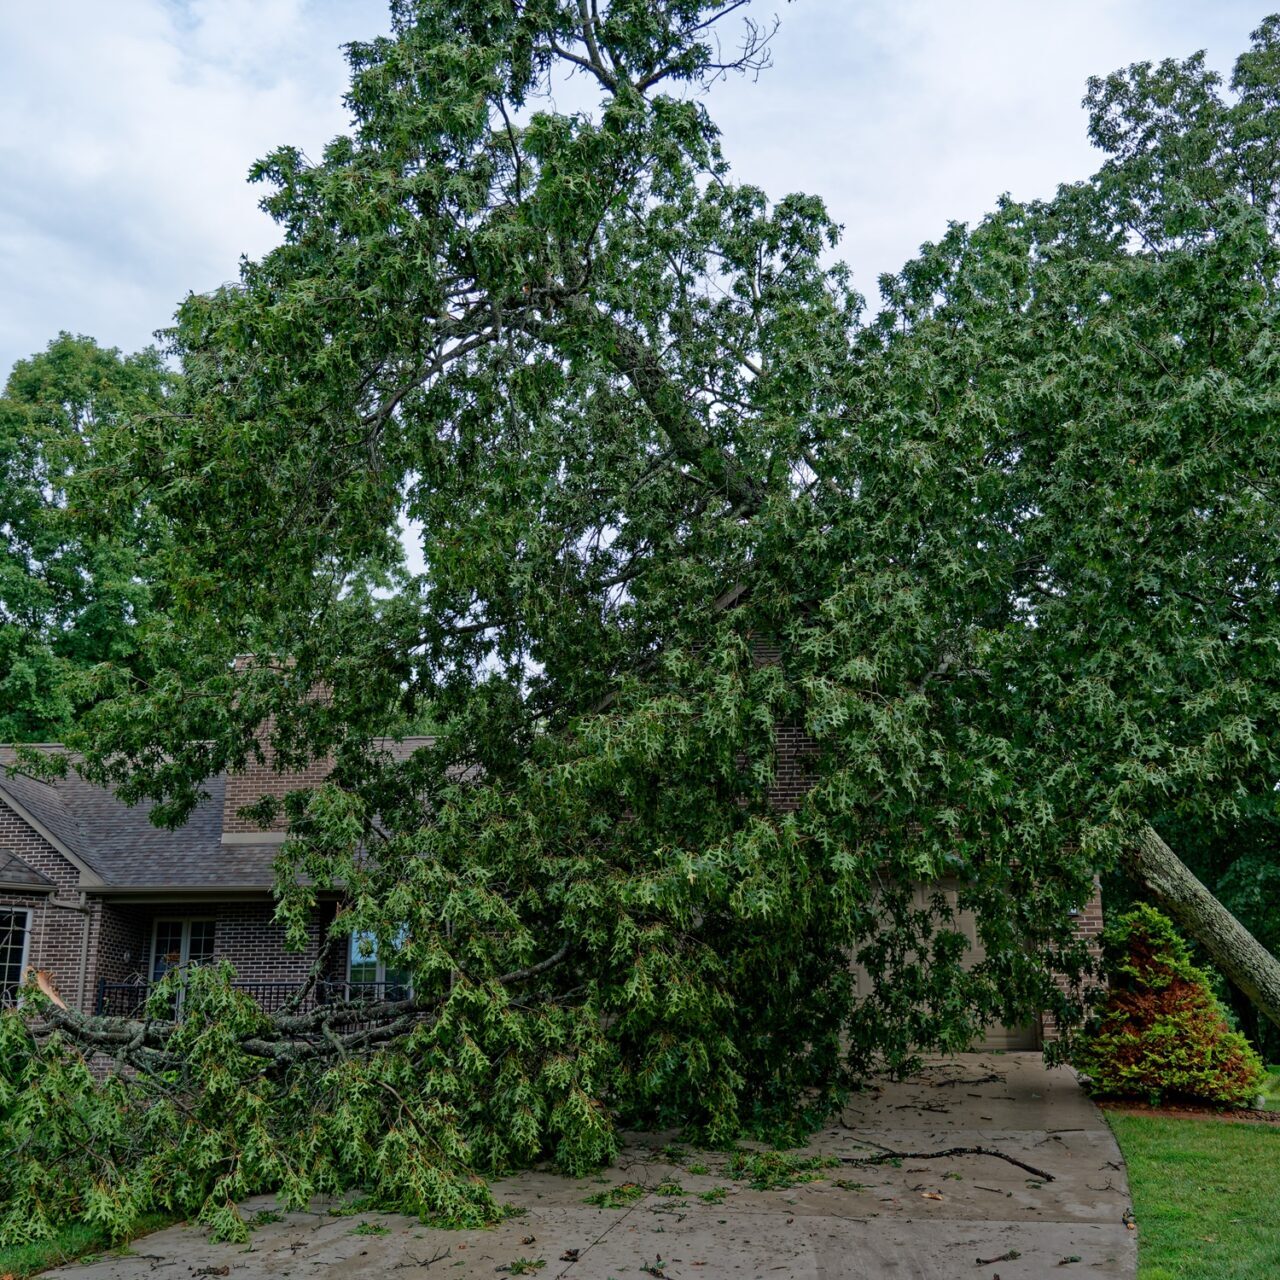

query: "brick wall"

left=222, top=657, right=334, bottom=837
left=1071, top=879, right=1106, bottom=954
left=1041, top=877, right=1106, bottom=1042
left=90, top=903, right=151, bottom=986
left=0, top=803, right=95, bottom=1009
left=88, top=899, right=329, bottom=988
left=209, top=899, right=325, bottom=981
left=222, top=745, right=333, bottom=836
left=769, top=725, right=818, bottom=813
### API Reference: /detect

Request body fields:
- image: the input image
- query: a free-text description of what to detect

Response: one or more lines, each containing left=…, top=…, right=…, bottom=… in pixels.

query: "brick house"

left=0, top=741, right=430, bottom=1018
left=1, top=735, right=1101, bottom=1045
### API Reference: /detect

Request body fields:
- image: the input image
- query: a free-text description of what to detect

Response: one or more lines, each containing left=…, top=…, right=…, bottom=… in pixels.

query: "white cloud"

left=707, top=0, right=1263, bottom=305
left=0, top=0, right=1267, bottom=377
left=0, top=0, right=388, bottom=373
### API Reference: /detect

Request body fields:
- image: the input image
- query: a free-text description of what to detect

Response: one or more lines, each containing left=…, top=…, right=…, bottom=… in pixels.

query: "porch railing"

left=94, top=977, right=410, bottom=1019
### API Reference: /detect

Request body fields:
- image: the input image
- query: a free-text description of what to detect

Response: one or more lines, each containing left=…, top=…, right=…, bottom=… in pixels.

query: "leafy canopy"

left=23, top=0, right=1280, bottom=1234
left=0, top=333, right=171, bottom=740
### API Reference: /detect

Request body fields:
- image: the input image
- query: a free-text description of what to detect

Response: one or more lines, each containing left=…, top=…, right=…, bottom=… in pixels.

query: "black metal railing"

left=94, top=977, right=411, bottom=1019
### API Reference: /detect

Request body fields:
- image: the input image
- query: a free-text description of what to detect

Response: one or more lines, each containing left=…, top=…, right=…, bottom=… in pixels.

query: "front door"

left=151, top=918, right=216, bottom=981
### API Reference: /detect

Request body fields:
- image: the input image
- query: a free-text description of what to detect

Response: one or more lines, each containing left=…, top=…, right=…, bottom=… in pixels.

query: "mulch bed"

left=1097, top=1098, right=1280, bottom=1126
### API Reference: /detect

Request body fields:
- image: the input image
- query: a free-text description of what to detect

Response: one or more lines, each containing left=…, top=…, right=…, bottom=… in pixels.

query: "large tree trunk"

left=1128, top=823, right=1280, bottom=1033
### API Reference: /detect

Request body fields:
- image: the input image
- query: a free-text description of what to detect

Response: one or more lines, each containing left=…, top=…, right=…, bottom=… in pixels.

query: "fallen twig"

left=392, top=1246, right=451, bottom=1269
left=840, top=1143, right=1055, bottom=1183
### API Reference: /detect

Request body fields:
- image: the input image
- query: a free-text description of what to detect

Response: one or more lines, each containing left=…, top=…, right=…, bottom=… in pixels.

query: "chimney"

left=220, top=656, right=333, bottom=845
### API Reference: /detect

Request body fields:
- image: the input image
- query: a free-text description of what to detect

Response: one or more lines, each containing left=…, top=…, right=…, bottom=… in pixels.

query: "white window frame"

left=150, top=917, right=216, bottom=981
left=346, top=928, right=412, bottom=995
left=0, top=906, right=33, bottom=1003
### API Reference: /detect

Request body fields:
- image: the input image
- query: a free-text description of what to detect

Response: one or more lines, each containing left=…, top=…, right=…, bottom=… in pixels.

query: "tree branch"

left=840, top=1143, right=1056, bottom=1183
left=560, top=301, right=766, bottom=514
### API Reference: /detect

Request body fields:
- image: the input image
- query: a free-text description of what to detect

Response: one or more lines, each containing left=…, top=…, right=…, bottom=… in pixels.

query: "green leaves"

left=0, top=333, right=171, bottom=740
left=18, top=2, right=1280, bottom=1239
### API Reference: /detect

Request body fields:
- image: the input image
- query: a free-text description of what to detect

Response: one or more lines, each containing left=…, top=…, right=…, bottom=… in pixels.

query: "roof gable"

left=0, top=849, right=54, bottom=891
left=0, top=755, right=104, bottom=886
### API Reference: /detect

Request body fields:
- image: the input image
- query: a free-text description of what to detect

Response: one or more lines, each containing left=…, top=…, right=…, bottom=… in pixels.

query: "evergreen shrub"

left=1075, top=905, right=1264, bottom=1106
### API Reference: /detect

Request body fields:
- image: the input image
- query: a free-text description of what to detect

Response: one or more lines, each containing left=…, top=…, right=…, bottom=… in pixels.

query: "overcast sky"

left=0, top=0, right=1270, bottom=380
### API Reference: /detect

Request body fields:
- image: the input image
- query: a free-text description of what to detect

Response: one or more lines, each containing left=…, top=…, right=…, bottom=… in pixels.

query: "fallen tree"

left=8, top=0, right=1280, bottom=1249
left=1128, top=827, right=1280, bottom=1036
left=2, top=971, right=518, bottom=1244
left=31, top=945, right=574, bottom=1069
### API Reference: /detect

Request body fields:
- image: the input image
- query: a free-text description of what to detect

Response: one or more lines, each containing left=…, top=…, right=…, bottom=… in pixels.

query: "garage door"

left=849, top=879, right=1041, bottom=1051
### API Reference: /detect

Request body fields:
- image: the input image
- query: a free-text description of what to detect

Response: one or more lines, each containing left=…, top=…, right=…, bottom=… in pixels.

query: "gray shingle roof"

left=0, top=750, right=102, bottom=875
left=0, top=738, right=435, bottom=892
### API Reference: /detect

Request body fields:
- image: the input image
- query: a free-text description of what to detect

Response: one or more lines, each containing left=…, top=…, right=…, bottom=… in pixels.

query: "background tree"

left=0, top=334, right=171, bottom=740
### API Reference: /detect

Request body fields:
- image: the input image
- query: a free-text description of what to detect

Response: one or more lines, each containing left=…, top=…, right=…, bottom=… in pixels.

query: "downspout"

left=76, top=890, right=92, bottom=1012
left=45, top=891, right=93, bottom=1012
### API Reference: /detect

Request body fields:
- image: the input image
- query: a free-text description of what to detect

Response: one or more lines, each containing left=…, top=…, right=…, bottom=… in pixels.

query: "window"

left=347, top=929, right=412, bottom=1000
left=151, top=918, right=216, bottom=982
left=1, top=908, right=32, bottom=1004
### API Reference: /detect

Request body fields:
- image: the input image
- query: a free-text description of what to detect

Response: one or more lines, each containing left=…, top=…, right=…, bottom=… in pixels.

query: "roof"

left=0, top=850, right=54, bottom=891
left=0, top=738, right=435, bottom=893
left=0, top=751, right=96, bottom=864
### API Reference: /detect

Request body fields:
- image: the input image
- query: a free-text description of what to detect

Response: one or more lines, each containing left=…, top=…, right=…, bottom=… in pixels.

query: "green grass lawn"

left=1108, top=1112, right=1280, bottom=1280
left=0, top=1215, right=174, bottom=1279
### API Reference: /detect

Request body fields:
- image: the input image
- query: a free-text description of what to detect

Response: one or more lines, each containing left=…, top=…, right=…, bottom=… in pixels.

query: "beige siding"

left=849, top=878, right=1040, bottom=1051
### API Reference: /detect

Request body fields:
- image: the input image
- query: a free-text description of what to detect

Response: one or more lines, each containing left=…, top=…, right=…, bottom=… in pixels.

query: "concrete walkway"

left=52, top=1053, right=1136, bottom=1279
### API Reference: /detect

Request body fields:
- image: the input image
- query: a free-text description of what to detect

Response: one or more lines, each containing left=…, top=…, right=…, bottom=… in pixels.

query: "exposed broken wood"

left=24, top=967, right=68, bottom=1008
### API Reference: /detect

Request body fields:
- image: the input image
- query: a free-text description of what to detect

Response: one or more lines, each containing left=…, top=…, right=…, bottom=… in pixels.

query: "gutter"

left=91, top=883, right=338, bottom=902
left=89, top=885, right=283, bottom=903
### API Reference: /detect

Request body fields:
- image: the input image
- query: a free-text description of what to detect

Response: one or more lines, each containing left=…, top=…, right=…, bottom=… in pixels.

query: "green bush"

left=1075, top=905, right=1264, bottom=1106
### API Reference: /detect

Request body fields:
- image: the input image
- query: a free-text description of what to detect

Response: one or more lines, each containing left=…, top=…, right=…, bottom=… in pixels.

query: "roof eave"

left=0, top=784, right=105, bottom=887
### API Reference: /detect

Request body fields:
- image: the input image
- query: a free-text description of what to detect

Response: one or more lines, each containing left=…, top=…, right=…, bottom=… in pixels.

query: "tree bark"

left=1127, top=823, right=1280, bottom=1033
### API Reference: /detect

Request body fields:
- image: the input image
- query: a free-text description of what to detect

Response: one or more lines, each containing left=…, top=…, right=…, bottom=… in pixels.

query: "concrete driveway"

left=52, top=1053, right=1136, bottom=1279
